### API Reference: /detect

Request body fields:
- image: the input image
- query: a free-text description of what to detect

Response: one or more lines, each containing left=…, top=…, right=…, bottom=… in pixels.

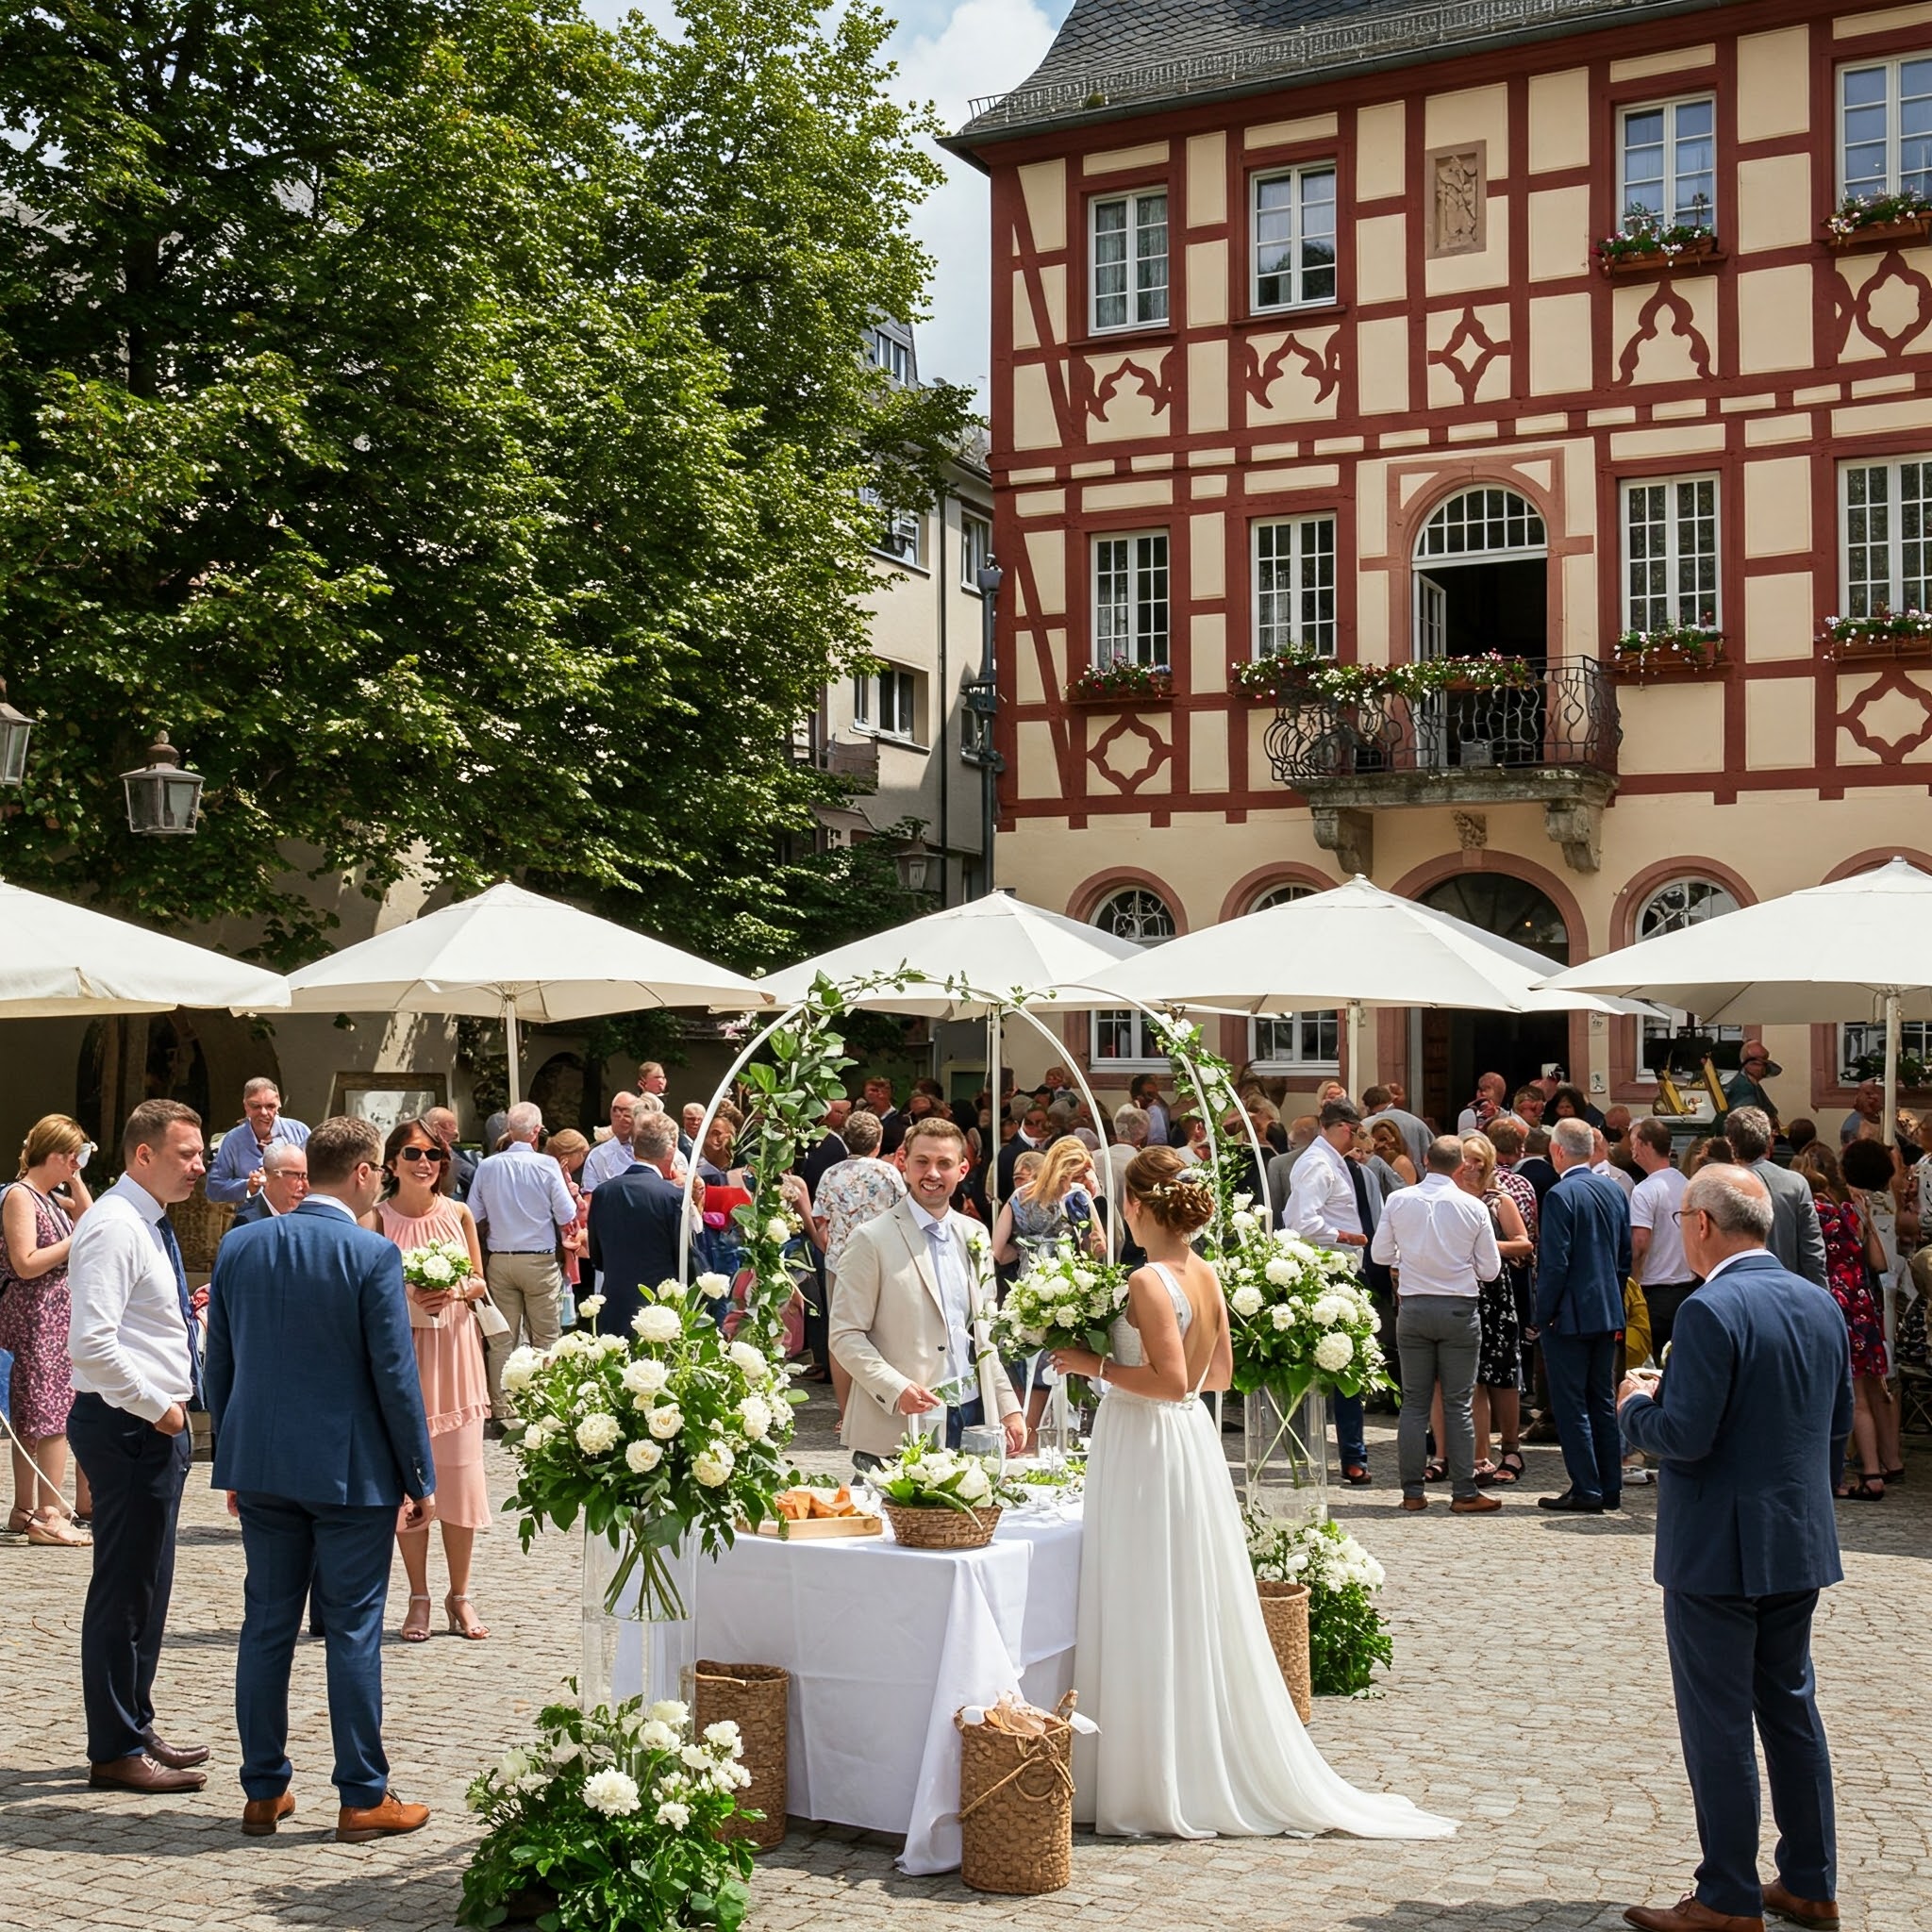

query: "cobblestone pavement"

left=3, top=1395, right=1927, bottom=1932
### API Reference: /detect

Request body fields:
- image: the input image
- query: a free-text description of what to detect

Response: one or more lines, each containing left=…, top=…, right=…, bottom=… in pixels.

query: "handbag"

left=472, top=1290, right=511, bottom=1340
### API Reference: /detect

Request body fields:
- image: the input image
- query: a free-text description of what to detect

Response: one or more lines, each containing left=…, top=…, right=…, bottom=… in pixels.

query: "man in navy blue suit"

left=1619, top=1165, right=1852, bottom=1932
left=1533, top=1117, right=1632, bottom=1513
left=586, top=1111, right=693, bottom=1336
left=205, top=1115, right=437, bottom=1843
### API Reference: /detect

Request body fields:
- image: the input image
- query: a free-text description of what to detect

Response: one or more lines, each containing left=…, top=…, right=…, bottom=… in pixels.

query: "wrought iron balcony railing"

left=1263, top=658, right=1620, bottom=789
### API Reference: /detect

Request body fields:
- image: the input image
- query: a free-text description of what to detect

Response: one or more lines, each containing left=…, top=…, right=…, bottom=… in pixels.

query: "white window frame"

left=1090, top=889, right=1175, bottom=1069
left=871, top=331, right=912, bottom=385
left=853, top=666, right=918, bottom=744
left=1091, top=530, right=1170, bottom=668
left=1841, top=1018, right=1932, bottom=1084
left=1244, top=886, right=1340, bottom=1074
left=1838, top=54, right=1932, bottom=199
left=1633, top=878, right=1742, bottom=1083
left=1251, top=162, right=1339, bottom=312
left=1841, top=456, right=1932, bottom=617
left=1620, top=474, right=1721, bottom=631
left=1089, top=189, right=1170, bottom=333
left=960, top=508, right=994, bottom=591
left=1252, top=514, right=1338, bottom=658
left=1617, top=96, right=1717, bottom=231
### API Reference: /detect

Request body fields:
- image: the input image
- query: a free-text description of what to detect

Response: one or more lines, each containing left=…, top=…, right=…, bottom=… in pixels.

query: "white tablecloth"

left=691, top=1506, right=1083, bottom=1874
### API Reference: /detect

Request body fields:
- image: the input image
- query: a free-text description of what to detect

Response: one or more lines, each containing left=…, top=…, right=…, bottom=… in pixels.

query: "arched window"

left=1637, top=877, right=1743, bottom=1074
left=1414, top=486, right=1546, bottom=562
left=1247, top=885, right=1339, bottom=1074
left=1091, top=889, right=1174, bottom=1066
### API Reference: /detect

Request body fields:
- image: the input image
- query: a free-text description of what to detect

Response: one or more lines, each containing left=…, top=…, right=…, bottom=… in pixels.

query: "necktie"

left=158, top=1213, right=199, bottom=1403
left=924, top=1224, right=962, bottom=1390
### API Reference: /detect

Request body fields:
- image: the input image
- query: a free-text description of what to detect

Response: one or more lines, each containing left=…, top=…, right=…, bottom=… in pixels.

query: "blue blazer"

left=1621, top=1251, right=1852, bottom=1597
left=587, top=1164, right=691, bottom=1335
left=1532, top=1167, right=1631, bottom=1336
left=205, top=1200, right=435, bottom=1508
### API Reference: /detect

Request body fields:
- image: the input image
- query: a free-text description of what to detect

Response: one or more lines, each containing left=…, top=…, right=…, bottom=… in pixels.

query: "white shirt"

left=580, top=1133, right=638, bottom=1193
left=1370, top=1173, right=1501, bottom=1299
left=908, top=1199, right=973, bottom=1394
left=303, top=1193, right=357, bottom=1221
left=1629, top=1164, right=1690, bottom=1285
left=1106, top=1142, right=1140, bottom=1192
left=67, top=1174, right=193, bottom=1424
left=467, top=1141, right=575, bottom=1250
left=1283, top=1135, right=1361, bottom=1248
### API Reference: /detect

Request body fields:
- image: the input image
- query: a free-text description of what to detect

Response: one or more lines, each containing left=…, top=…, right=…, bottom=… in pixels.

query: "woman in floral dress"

left=1795, top=1142, right=1900, bottom=1499
left=0, top=1116, right=93, bottom=1545
left=1458, top=1134, right=1532, bottom=1487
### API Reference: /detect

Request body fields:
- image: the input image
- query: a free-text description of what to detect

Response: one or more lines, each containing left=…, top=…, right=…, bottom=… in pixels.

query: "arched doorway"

left=1417, top=874, right=1570, bottom=1128
left=1411, top=485, right=1548, bottom=672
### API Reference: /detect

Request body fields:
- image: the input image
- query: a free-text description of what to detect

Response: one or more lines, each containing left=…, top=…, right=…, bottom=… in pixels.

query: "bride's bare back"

left=1123, top=1249, right=1232, bottom=1397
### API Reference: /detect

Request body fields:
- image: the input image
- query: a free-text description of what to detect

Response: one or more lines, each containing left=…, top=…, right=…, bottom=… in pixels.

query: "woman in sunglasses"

left=366, top=1117, right=492, bottom=1642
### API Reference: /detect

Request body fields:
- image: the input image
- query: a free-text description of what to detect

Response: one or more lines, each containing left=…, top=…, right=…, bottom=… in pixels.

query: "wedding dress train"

left=1072, top=1262, right=1455, bottom=1841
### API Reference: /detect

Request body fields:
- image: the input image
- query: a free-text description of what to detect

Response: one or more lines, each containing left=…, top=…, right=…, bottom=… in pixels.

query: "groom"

left=829, top=1117, right=1025, bottom=1469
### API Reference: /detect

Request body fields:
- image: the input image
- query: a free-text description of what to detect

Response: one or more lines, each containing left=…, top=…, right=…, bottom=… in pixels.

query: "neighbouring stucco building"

left=950, top=0, right=1932, bottom=1129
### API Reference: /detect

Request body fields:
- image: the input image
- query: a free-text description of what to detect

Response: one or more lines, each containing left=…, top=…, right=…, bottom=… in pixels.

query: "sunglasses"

left=395, top=1146, right=450, bottom=1165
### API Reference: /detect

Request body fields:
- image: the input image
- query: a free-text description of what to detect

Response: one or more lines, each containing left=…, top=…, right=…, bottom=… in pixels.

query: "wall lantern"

left=122, top=731, right=206, bottom=836
left=0, top=678, right=36, bottom=787
left=893, top=830, right=934, bottom=895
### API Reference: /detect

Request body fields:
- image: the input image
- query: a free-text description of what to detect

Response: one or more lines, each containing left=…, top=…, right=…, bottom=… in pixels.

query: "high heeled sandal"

left=24, top=1511, right=90, bottom=1547
left=399, top=1594, right=434, bottom=1642
left=444, top=1592, right=489, bottom=1641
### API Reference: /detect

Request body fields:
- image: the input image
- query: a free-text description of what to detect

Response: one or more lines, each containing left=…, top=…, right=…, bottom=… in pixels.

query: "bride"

left=1048, top=1144, right=1454, bottom=1841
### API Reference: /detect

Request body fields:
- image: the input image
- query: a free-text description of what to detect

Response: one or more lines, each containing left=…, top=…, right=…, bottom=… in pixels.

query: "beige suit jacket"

left=828, top=1198, right=1021, bottom=1459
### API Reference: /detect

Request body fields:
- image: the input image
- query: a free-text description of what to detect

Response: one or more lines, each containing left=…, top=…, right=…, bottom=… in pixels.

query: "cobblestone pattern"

left=2, top=1400, right=1926, bottom=1932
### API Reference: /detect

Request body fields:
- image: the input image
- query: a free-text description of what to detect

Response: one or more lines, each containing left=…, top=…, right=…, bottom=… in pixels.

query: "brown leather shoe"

left=89, top=1752, right=208, bottom=1794
left=242, top=1790, right=297, bottom=1836
left=141, top=1726, right=210, bottom=1771
left=1624, top=1893, right=1765, bottom=1932
left=1762, top=1882, right=1838, bottom=1929
left=1450, top=1492, right=1503, bottom=1513
left=1400, top=1495, right=1428, bottom=1511
left=336, top=1790, right=430, bottom=1843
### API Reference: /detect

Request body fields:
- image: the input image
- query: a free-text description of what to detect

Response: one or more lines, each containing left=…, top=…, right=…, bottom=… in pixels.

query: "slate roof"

left=951, top=0, right=1724, bottom=152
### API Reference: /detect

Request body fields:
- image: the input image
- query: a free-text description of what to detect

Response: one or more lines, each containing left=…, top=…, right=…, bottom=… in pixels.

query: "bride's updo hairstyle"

left=1123, top=1144, right=1217, bottom=1237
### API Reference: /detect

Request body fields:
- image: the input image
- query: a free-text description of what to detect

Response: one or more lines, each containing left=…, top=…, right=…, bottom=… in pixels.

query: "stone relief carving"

left=1427, top=143, right=1487, bottom=258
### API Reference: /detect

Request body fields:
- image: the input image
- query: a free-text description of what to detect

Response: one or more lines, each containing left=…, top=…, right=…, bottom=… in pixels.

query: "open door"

left=1413, top=572, right=1448, bottom=767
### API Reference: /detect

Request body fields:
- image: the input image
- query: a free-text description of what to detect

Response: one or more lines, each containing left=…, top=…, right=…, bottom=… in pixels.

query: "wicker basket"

left=882, top=1502, right=1001, bottom=1551
left=1257, top=1579, right=1311, bottom=1722
left=955, top=1691, right=1077, bottom=1895
left=694, top=1660, right=789, bottom=1852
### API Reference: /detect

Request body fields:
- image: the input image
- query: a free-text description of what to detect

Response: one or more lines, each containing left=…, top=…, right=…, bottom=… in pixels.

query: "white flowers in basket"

left=1220, top=1222, right=1391, bottom=1408
left=869, top=1433, right=1020, bottom=1515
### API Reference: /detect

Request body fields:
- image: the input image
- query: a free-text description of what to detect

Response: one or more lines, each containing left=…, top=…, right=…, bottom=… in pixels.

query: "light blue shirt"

left=908, top=1200, right=973, bottom=1394
left=467, top=1141, right=575, bottom=1252
left=206, top=1113, right=310, bottom=1206
left=580, top=1134, right=638, bottom=1193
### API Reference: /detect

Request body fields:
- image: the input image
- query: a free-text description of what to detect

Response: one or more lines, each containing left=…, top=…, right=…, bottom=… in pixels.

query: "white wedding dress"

left=1072, top=1261, right=1455, bottom=1840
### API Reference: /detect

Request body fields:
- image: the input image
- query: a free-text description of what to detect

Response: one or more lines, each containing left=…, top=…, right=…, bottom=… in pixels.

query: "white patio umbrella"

left=279, top=882, right=770, bottom=1103
left=1539, top=856, right=1932, bottom=1139
left=755, top=890, right=1141, bottom=1018
left=0, top=876, right=288, bottom=1016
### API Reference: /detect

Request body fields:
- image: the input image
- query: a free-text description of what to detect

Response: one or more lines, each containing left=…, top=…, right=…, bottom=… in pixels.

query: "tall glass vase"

left=581, top=1523, right=702, bottom=1715
left=1241, top=1385, right=1329, bottom=1524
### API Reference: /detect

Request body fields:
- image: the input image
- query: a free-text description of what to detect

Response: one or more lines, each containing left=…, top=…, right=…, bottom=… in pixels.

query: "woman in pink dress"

left=365, top=1117, right=493, bottom=1641
left=545, top=1129, right=591, bottom=1318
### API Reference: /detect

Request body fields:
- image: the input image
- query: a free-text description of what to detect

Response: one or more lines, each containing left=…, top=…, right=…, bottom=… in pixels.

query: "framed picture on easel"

left=330, top=1073, right=448, bottom=1140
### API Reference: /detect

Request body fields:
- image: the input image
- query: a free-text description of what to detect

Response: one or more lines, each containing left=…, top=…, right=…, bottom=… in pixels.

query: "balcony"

left=1262, top=658, right=1620, bottom=875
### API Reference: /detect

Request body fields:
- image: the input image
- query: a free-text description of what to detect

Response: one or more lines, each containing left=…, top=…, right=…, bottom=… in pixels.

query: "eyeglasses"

left=395, top=1146, right=450, bottom=1165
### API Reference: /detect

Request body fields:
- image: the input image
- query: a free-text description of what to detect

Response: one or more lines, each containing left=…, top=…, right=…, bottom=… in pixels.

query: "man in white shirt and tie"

left=1283, top=1100, right=1371, bottom=1252
left=1371, top=1134, right=1504, bottom=1516
left=65, top=1099, right=212, bottom=1792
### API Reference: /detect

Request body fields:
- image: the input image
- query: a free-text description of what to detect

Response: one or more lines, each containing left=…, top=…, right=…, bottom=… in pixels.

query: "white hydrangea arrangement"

left=459, top=1690, right=756, bottom=1931
left=399, top=1237, right=477, bottom=1298
left=502, top=1284, right=801, bottom=1617
left=1242, top=1508, right=1394, bottom=1696
left=869, top=1432, right=1022, bottom=1517
left=1219, top=1209, right=1391, bottom=1408
left=986, top=1237, right=1129, bottom=1399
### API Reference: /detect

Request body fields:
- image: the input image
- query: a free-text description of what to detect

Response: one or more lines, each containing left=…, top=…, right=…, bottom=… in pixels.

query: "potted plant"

left=870, top=1435, right=1018, bottom=1549
left=1612, top=620, right=1724, bottom=679
left=1819, top=608, right=1932, bottom=660
left=1824, top=189, right=1932, bottom=252
left=1595, top=199, right=1721, bottom=276
left=1066, top=658, right=1174, bottom=705
left=1850, top=1049, right=1930, bottom=1087
left=1241, top=1514, right=1394, bottom=1699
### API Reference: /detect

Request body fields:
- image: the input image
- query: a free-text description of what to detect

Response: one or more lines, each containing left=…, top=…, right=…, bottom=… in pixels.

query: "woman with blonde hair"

left=0, top=1115, right=93, bottom=1544
left=1457, top=1133, right=1532, bottom=1486
left=545, top=1127, right=591, bottom=1321
left=995, top=1138, right=1105, bottom=1442
left=1369, top=1118, right=1418, bottom=1189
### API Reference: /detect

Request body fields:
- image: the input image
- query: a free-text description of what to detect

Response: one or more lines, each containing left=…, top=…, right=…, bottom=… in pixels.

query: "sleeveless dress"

left=1074, top=1260, right=1455, bottom=1841
left=0, top=1183, right=75, bottom=1440
left=376, top=1200, right=491, bottom=1531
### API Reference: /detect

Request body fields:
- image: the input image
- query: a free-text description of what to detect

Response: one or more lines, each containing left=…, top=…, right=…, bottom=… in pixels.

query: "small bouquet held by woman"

left=986, top=1237, right=1129, bottom=1403
left=398, top=1237, right=482, bottom=1330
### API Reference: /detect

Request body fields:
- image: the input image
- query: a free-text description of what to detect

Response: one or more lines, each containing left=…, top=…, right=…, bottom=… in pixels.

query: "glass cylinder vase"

left=1241, top=1385, right=1329, bottom=1525
left=582, top=1522, right=702, bottom=1715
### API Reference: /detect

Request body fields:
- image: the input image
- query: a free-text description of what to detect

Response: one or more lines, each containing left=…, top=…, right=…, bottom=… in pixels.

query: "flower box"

left=1065, top=668, right=1174, bottom=707
left=1820, top=611, right=1932, bottom=662
left=1600, top=235, right=1724, bottom=277
left=1612, top=639, right=1726, bottom=682
left=1827, top=630, right=1932, bottom=663
left=1824, top=211, right=1932, bottom=253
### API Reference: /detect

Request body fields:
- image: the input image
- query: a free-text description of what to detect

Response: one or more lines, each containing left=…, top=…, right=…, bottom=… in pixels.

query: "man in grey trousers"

left=1371, top=1136, right=1504, bottom=1515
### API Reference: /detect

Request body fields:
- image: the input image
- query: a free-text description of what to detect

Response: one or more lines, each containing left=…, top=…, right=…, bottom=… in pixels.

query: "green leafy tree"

left=0, top=0, right=971, bottom=965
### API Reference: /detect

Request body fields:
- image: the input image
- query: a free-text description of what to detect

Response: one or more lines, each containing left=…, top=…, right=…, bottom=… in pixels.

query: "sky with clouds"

left=579, top=0, right=1075, bottom=399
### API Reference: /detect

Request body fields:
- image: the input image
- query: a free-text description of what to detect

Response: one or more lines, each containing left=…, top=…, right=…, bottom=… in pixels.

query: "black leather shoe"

left=1538, top=1490, right=1605, bottom=1513
left=141, top=1727, right=210, bottom=1771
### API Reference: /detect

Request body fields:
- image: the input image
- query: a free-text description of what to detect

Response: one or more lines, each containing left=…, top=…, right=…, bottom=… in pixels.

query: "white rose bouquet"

left=986, top=1238, right=1129, bottom=1401
left=503, top=1285, right=801, bottom=1618
left=869, top=1432, right=1022, bottom=1517
left=459, top=1690, right=754, bottom=1932
left=397, top=1239, right=477, bottom=1327
left=1242, top=1509, right=1392, bottom=1696
left=1220, top=1225, right=1390, bottom=1407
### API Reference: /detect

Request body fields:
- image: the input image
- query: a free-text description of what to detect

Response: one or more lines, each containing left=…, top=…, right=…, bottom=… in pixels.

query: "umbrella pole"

left=504, top=1001, right=522, bottom=1108
left=1885, top=991, right=1901, bottom=1158
left=1346, top=1000, right=1363, bottom=1102
left=987, top=1008, right=1002, bottom=1216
